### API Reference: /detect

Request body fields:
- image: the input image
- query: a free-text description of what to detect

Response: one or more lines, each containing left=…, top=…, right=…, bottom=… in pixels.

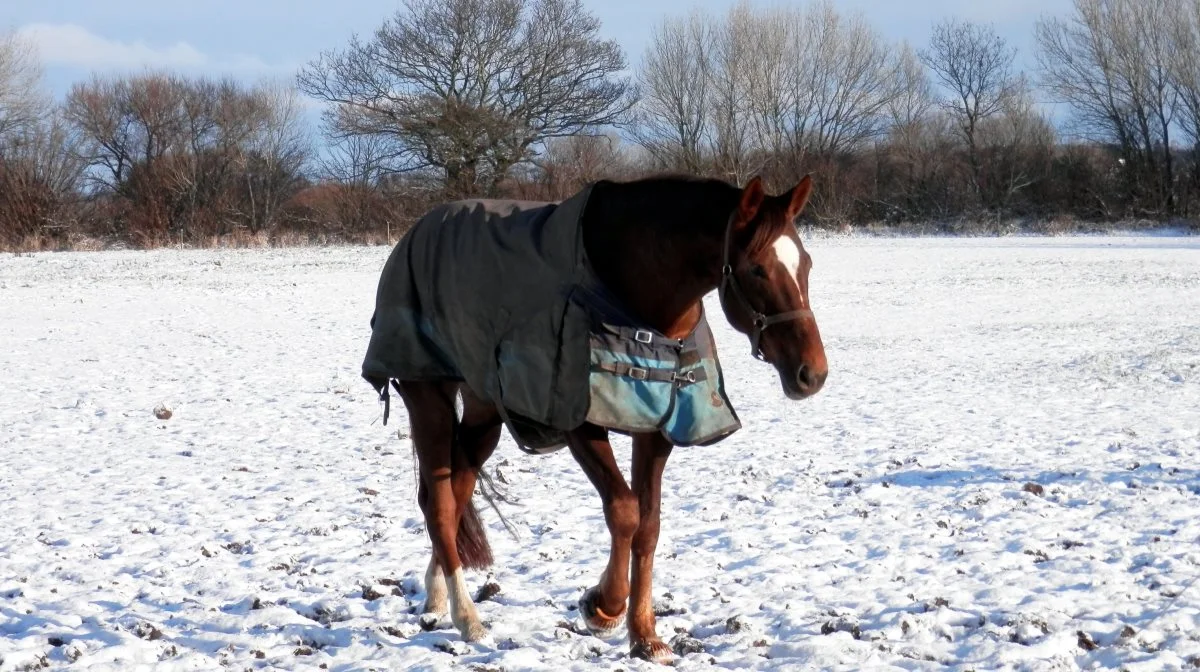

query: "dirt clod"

left=475, top=582, right=501, bottom=602
left=670, top=633, right=705, bottom=656
left=1077, top=630, right=1099, bottom=651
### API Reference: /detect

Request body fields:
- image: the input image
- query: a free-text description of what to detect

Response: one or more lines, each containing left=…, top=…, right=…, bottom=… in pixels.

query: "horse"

left=362, top=173, right=827, bottom=664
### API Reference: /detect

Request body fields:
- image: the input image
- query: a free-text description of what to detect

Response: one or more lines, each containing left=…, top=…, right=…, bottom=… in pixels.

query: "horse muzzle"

left=780, top=363, right=827, bottom=400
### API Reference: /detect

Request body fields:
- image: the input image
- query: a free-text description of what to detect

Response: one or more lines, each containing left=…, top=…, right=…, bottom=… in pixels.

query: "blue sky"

left=5, top=0, right=1072, bottom=100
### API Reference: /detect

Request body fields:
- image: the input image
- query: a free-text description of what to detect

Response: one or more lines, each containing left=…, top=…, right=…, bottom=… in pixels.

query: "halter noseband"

left=718, top=212, right=814, bottom=361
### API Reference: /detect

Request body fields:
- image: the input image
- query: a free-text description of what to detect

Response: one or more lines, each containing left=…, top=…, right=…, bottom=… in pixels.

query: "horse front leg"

left=627, top=431, right=674, bottom=663
left=567, top=423, right=639, bottom=639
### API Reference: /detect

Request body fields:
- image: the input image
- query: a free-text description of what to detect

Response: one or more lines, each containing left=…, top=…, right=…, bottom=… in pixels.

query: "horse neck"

left=582, top=182, right=736, bottom=339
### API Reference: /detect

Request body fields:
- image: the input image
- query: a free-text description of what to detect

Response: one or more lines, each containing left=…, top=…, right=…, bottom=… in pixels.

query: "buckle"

left=628, top=366, right=649, bottom=381
left=674, top=370, right=697, bottom=385
left=634, top=330, right=653, bottom=344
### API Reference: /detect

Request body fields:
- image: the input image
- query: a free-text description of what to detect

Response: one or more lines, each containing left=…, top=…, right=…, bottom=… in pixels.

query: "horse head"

left=718, top=175, right=828, bottom=400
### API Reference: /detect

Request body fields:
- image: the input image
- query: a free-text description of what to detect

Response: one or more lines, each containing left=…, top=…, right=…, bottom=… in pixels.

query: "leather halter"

left=718, top=212, right=814, bottom=361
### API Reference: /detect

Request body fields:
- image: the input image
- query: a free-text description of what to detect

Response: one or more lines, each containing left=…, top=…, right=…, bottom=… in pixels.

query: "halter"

left=718, top=212, right=814, bottom=361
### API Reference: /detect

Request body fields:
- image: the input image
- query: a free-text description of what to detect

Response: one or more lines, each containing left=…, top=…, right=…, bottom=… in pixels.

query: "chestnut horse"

left=386, top=174, right=826, bottom=664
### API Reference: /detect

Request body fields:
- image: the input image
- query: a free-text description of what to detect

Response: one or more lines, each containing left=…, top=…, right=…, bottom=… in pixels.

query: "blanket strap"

left=591, top=361, right=707, bottom=387
left=378, top=379, right=402, bottom=425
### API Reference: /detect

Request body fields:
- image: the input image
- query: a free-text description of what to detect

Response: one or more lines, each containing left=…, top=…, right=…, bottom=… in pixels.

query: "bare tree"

left=632, top=10, right=713, bottom=171
left=0, top=30, right=47, bottom=140
left=707, top=1, right=757, bottom=184
left=65, top=73, right=187, bottom=193
left=0, top=110, right=86, bottom=247
left=1171, top=0, right=1200, bottom=148
left=298, top=0, right=631, bottom=197
left=64, top=73, right=313, bottom=240
left=636, top=0, right=900, bottom=188
left=237, top=81, right=311, bottom=233
left=535, top=133, right=627, bottom=198
left=793, top=3, right=901, bottom=159
left=976, top=83, right=1056, bottom=208
left=888, top=43, right=935, bottom=135
left=1037, top=0, right=1179, bottom=214
left=920, top=17, right=1022, bottom=202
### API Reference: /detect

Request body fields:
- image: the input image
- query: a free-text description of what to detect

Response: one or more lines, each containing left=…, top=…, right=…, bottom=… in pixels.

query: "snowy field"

left=2, top=235, right=1199, bottom=672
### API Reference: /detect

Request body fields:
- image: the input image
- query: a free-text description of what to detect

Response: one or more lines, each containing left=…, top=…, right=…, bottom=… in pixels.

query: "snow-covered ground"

left=2, top=236, right=1198, bottom=671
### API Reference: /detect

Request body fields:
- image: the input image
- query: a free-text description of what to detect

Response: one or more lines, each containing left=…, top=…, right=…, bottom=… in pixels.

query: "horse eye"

left=751, top=265, right=768, bottom=279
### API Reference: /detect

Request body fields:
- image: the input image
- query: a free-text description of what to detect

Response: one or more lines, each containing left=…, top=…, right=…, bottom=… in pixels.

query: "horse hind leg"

left=400, top=380, right=487, bottom=642
left=417, top=469, right=447, bottom=616
left=422, top=553, right=448, bottom=616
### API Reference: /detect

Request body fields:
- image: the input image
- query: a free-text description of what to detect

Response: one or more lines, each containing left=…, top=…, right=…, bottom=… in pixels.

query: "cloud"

left=16, top=23, right=277, bottom=74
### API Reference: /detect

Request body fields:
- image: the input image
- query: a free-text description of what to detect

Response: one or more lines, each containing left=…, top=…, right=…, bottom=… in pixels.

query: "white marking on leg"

left=423, top=556, right=448, bottom=615
left=772, top=234, right=803, bottom=295
left=447, top=566, right=487, bottom=642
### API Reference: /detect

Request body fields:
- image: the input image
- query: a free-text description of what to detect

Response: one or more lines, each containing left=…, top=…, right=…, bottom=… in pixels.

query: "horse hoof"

left=578, top=586, right=626, bottom=639
left=421, top=602, right=447, bottom=617
left=630, top=639, right=674, bottom=665
left=461, top=621, right=489, bottom=643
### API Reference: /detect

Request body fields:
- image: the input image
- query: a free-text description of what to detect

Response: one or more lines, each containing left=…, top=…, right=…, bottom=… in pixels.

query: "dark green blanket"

left=362, top=184, right=740, bottom=452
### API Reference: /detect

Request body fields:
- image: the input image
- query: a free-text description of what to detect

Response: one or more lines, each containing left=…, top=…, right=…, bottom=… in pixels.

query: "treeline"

left=3, top=0, right=1200, bottom=252
left=633, top=0, right=1200, bottom=228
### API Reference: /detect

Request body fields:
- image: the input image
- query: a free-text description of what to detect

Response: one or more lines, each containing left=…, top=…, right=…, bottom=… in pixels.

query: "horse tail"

left=452, top=415, right=501, bottom=570
left=456, top=496, right=493, bottom=570
left=455, top=453, right=522, bottom=570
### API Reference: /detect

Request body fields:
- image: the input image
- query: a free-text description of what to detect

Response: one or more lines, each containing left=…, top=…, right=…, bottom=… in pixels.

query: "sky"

left=5, top=0, right=1075, bottom=102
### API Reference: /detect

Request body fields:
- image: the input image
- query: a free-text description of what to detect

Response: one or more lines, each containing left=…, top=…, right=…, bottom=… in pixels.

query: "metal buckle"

left=674, top=369, right=697, bottom=385
left=634, top=330, right=653, bottom=344
left=628, top=366, right=649, bottom=381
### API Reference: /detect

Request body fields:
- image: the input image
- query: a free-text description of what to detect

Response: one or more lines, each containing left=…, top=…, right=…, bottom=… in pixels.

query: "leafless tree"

left=791, top=3, right=902, bottom=159
left=534, top=133, right=628, bottom=198
left=1037, top=0, right=1179, bottom=213
left=920, top=17, right=1022, bottom=201
left=237, top=81, right=311, bottom=233
left=707, top=1, right=758, bottom=185
left=1171, top=0, right=1200, bottom=149
left=0, top=110, right=86, bottom=247
left=977, top=83, right=1056, bottom=207
left=298, top=0, right=632, bottom=197
left=632, top=10, right=712, bottom=172
left=636, top=0, right=900, bottom=191
left=888, top=43, right=935, bottom=136
left=0, top=30, right=48, bottom=140
left=63, top=73, right=312, bottom=239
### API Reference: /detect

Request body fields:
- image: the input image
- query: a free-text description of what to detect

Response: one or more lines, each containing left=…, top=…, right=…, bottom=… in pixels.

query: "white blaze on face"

left=772, top=234, right=804, bottom=300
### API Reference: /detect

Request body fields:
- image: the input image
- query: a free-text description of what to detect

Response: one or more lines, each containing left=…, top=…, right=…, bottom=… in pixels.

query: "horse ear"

left=786, top=175, right=813, bottom=221
left=735, top=176, right=766, bottom=231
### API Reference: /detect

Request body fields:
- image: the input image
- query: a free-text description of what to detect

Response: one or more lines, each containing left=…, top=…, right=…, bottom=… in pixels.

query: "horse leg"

left=568, top=423, right=638, bottom=638
left=627, top=431, right=675, bottom=663
left=418, top=478, right=448, bottom=616
left=398, top=380, right=487, bottom=642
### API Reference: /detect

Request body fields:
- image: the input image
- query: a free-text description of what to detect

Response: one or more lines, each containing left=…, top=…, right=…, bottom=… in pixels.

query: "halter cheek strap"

left=718, top=214, right=814, bottom=361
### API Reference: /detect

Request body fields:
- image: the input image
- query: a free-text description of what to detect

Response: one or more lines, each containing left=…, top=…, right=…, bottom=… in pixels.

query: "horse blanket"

left=361, top=183, right=741, bottom=453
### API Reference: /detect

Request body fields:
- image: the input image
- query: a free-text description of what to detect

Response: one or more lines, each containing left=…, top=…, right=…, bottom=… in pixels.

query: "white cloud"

left=18, top=23, right=206, bottom=69
left=16, top=23, right=277, bottom=74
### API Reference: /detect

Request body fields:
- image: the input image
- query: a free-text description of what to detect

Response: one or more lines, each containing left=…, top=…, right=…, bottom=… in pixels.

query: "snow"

left=1, top=236, right=1198, bottom=671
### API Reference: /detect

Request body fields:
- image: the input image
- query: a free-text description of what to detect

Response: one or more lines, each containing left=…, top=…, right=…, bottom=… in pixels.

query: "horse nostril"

left=797, top=365, right=815, bottom=389
left=796, top=365, right=827, bottom=392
